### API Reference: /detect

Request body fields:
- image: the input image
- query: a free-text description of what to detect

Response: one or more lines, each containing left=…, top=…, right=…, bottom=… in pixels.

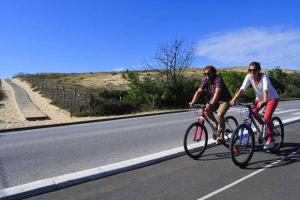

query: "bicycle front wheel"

left=230, top=124, right=255, bottom=168
left=183, top=122, right=208, bottom=159
left=270, top=117, right=284, bottom=153
left=223, top=116, right=238, bottom=148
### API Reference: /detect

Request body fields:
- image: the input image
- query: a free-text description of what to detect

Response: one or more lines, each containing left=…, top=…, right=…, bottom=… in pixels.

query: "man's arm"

left=209, top=87, right=221, bottom=105
left=189, top=88, right=202, bottom=107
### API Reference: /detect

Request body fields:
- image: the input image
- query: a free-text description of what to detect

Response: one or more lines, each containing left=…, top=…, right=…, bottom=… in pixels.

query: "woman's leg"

left=251, top=104, right=264, bottom=125
left=264, top=99, right=278, bottom=142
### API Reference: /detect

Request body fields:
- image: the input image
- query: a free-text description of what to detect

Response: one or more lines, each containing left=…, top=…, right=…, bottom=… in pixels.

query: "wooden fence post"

left=56, top=85, right=58, bottom=101
left=62, top=86, right=65, bottom=104
left=71, top=88, right=77, bottom=117
left=152, top=96, right=155, bottom=108
left=89, top=91, right=92, bottom=113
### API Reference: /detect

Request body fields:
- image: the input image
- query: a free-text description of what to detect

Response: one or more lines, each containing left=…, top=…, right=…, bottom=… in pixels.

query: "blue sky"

left=1, top=0, right=300, bottom=78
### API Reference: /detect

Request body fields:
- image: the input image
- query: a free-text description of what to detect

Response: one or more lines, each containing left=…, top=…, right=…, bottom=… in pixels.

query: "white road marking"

left=197, top=148, right=300, bottom=200
left=274, top=109, right=300, bottom=114
left=228, top=107, right=283, bottom=113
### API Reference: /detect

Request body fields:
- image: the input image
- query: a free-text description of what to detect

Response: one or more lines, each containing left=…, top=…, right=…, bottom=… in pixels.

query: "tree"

left=146, top=39, right=194, bottom=106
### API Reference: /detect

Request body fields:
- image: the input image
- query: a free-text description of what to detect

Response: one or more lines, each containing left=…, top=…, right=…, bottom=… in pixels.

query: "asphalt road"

left=27, top=122, right=300, bottom=200
left=0, top=100, right=299, bottom=198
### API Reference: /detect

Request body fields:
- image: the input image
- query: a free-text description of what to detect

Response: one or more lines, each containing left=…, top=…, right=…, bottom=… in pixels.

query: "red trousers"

left=251, top=99, right=278, bottom=136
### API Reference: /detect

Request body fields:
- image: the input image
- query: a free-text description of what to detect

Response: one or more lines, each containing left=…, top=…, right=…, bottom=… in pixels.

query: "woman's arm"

left=257, top=90, right=268, bottom=108
left=230, top=89, right=245, bottom=106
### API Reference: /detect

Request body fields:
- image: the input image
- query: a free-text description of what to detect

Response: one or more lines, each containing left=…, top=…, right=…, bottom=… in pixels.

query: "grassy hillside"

left=15, top=67, right=298, bottom=90
left=14, top=67, right=243, bottom=90
left=16, top=70, right=164, bottom=91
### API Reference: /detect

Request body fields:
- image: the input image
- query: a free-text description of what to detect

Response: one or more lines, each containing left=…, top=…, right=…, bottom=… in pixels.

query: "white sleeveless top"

left=240, top=73, right=279, bottom=101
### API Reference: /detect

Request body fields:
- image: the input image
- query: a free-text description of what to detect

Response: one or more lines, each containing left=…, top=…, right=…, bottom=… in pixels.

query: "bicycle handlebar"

left=190, top=104, right=205, bottom=109
left=235, top=102, right=267, bottom=110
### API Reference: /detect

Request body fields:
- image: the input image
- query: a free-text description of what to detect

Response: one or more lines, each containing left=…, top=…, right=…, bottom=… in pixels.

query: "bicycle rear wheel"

left=223, top=116, right=238, bottom=148
left=183, top=122, right=208, bottom=159
left=230, top=124, right=255, bottom=168
left=270, top=117, right=284, bottom=153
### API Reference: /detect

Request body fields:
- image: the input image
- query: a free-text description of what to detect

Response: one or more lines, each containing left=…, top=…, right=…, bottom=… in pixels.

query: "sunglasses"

left=248, top=68, right=258, bottom=72
left=204, top=72, right=213, bottom=76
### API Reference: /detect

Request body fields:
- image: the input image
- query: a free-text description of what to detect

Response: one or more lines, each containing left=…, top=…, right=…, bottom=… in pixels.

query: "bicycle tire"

left=183, top=122, right=208, bottom=159
left=230, top=123, right=255, bottom=168
left=270, top=117, right=284, bottom=153
left=223, top=116, right=238, bottom=148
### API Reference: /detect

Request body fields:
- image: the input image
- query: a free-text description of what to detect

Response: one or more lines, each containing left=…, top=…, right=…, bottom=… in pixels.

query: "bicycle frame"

left=238, top=105, right=265, bottom=145
left=193, top=106, right=217, bottom=141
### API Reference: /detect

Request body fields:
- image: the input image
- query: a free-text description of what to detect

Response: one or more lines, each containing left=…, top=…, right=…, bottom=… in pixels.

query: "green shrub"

left=0, top=87, right=5, bottom=101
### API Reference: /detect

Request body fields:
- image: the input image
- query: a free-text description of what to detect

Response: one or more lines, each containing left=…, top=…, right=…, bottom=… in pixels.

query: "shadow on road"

left=243, top=142, right=300, bottom=170
left=193, top=151, right=230, bottom=161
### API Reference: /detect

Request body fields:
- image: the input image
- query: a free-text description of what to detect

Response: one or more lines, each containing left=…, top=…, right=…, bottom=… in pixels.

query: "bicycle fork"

left=194, top=117, right=205, bottom=142
left=238, top=124, right=252, bottom=147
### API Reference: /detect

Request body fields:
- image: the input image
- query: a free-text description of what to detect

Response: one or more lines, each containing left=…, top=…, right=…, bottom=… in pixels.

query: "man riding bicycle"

left=189, top=65, right=232, bottom=144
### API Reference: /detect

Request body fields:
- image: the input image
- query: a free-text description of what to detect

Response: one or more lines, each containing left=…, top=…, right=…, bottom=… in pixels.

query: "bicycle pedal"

left=232, top=146, right=240, bottom=154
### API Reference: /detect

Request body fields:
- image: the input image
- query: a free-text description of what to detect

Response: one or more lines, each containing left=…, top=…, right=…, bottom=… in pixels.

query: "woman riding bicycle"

left=230, top=61, right=279, bottom=150
left=189, top=65, right=232, bottom=144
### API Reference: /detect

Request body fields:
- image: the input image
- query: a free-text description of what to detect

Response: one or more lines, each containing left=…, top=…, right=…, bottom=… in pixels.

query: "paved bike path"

left=5, top=79, right=48, bottom=120
left=26, top=123, right=300, bottom=200
left=0, top=114, right=299, bottom=200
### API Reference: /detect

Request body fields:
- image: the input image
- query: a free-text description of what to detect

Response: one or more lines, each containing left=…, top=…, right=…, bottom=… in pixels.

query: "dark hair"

left=204, top=65, right=217, bottom=74
left=249, top=61, right=261, bottom=71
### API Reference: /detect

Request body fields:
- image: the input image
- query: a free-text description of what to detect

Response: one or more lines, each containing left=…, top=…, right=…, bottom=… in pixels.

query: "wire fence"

left=21, top=77, right=110, bottom=117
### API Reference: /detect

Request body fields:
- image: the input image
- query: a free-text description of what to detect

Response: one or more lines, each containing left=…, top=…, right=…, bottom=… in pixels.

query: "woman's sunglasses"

left=204, top=72, right=213, bottom=76
left=248, top=68, right=258, bottom=72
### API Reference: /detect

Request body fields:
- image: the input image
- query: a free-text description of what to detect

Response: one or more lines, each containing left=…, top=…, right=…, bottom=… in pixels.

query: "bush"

left=0, top=82, right=6, bottom=101
left=102, top=100, right=136, bottom=115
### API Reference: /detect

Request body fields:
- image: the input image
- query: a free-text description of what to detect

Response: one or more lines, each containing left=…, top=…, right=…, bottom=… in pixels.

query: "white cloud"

left=196, top=27, right=300, bottom=69
left=112, top=67, right=126, bottom=72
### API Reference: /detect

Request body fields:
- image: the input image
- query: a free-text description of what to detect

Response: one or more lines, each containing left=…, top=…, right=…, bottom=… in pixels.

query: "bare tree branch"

left=145, top=39, right=194, bottom=86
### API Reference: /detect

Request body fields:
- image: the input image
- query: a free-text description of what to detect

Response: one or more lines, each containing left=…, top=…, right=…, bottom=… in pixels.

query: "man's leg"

left=217, top=102, right=230, bottom=140
left=204, top=108, right=218, bottom=130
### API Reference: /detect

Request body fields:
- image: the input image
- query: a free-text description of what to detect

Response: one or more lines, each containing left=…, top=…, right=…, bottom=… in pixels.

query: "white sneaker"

left=263, top=141, right=274, bottom=150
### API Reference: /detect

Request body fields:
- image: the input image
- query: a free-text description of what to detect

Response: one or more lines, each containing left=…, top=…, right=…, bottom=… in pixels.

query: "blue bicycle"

left=229, top=103, right=284, bottom=168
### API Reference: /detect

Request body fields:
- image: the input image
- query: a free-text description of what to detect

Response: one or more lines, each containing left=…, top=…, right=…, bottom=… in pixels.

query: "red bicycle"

left=183, top=104, right=238, bottom=159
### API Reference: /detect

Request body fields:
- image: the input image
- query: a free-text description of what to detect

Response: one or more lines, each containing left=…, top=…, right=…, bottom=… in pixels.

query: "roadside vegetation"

left=13, top=39, right=300, bottom=117
left=14, top=67, right=300, bottom=117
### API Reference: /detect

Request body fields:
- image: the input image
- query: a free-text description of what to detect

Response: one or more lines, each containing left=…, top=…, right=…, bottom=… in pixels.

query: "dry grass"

left=27, top=67, right=297, bottom=90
